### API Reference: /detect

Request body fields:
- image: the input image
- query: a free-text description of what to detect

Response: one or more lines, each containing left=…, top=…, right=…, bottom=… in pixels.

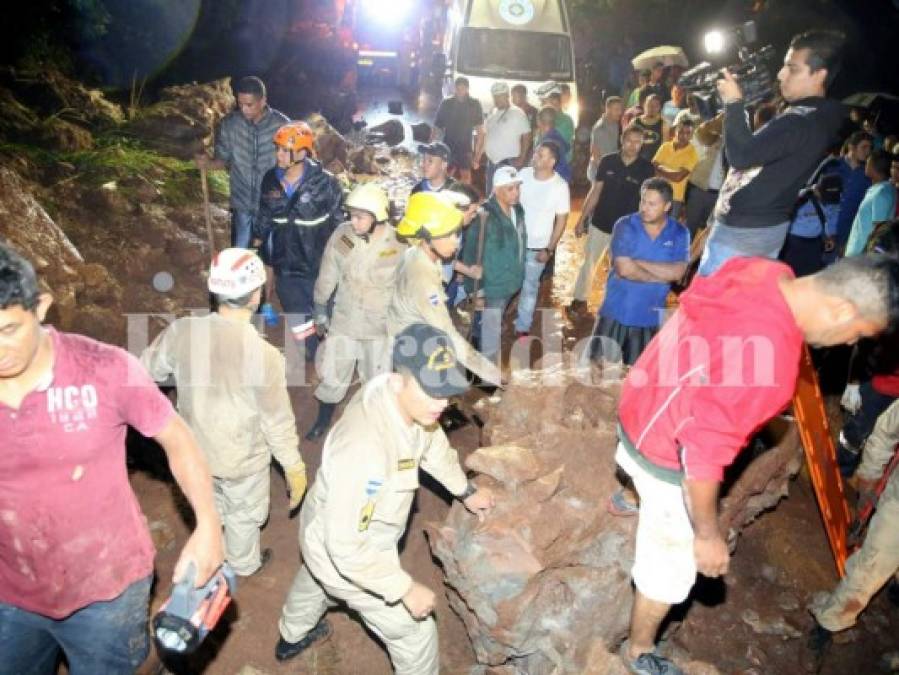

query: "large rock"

left=427, top=367, right=804, bottom=674
left=127, top=78, right=234, bottom=159
left=307, top=112, right=350, bottom=168
left=0, top=166, right=82, bottom=326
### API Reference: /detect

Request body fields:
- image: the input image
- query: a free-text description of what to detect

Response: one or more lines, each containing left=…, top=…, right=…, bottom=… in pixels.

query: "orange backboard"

left=792, top=345, right=850, bottom=576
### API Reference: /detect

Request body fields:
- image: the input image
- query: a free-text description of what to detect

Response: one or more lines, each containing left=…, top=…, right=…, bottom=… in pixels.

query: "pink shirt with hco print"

left=0, top=328, right=174, bottom=618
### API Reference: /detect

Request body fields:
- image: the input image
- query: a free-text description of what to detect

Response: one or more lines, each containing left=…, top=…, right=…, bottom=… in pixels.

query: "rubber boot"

left=305, top=402, right=336, bottom=441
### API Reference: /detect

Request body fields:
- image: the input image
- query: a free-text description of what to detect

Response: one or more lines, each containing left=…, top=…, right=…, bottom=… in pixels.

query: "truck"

left=346, top=0, right=424, bottom=89
left=438, top=0, right=578, bottom=124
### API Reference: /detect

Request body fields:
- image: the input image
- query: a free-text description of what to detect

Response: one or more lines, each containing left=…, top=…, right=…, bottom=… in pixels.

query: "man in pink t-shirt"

left=615, top=255, right=899, bottom=675
left=0, top=244, right=223, bottom=673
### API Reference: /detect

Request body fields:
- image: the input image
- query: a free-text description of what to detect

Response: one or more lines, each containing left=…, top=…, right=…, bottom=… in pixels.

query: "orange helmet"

left=273, top=121, right=315, bottom=155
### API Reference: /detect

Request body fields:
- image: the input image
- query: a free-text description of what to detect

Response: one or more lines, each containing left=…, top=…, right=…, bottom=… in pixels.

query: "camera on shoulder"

left=679, top=20, right=776, bottom=119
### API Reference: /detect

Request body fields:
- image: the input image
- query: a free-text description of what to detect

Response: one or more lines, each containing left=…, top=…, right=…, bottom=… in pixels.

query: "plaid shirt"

left=214, top=105, right=289, bottom=213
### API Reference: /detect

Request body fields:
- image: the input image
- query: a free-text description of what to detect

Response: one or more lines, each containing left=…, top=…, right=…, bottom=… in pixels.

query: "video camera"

left=679, top=20, right=776, bottom=118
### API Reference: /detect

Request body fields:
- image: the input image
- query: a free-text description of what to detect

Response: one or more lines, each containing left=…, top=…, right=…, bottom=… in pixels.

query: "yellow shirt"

left=652, top=141, right=699, bottom=202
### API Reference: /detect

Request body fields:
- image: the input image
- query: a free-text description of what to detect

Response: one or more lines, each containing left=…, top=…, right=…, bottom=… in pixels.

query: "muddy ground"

left=125, top=204, right=899, bottom=675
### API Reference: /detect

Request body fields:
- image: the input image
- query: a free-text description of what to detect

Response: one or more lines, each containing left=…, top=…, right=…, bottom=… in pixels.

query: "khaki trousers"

left=314, top=335, right=391, bottom=404
left=279, top=564, right=438, bottom=675
left=812, top=471, right=899, bottom=631
left=212, top=468, right=270, bottom=576
left=572, top=227, right=611, bottom=302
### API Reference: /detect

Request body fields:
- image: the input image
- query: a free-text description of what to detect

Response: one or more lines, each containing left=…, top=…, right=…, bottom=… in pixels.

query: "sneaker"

left=799, top=621, right=832, bottom=673
left=619, top=641, right=684, bottom=675
left=237, top=548, right=273, bottom=578
left=275, top=619, right=332, bottom=661
left=607, top=488, right=639, bottom=517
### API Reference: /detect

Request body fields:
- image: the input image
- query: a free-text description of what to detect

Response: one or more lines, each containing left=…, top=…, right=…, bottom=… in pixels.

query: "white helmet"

left=208, top=248, right=266, bottom=298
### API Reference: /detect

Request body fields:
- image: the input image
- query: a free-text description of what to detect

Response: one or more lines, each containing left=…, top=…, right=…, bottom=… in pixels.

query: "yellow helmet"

left=396, top=192, right=463, bottom=240
left=345, top=182, right=389, bottom=222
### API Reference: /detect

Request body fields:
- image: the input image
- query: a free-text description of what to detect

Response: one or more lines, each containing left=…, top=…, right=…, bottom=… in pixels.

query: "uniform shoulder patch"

left=397, top=458, right=417, bottom=471
left=336, top=234, right=355, bottom=255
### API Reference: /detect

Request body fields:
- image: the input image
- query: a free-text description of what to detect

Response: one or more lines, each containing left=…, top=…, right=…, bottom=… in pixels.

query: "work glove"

left=284, top=462, right=307, bottom=510
left=313, top=302, right=330, bottom=339
left=840, top=383, right=862, bottom=415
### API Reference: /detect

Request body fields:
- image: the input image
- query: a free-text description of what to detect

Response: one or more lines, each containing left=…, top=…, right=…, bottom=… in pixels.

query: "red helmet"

left=273, top=121, right=315, bottom=155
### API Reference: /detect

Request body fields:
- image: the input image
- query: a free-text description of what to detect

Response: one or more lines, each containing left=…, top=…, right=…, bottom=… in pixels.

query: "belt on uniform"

left=617, top=421, right=683, bottom=486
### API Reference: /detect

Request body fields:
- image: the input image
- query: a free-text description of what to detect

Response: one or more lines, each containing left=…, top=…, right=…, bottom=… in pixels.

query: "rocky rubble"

left=126, top=78, right=235, bottom=159
left=427, top=367, right=804, bottom=674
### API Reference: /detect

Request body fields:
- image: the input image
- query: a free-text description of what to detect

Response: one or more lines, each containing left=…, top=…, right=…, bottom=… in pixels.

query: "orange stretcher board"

left=792, top=344, right=851, bottom=576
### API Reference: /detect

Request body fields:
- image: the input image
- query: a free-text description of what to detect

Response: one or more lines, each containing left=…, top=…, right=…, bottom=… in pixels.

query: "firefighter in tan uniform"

left=804, top=397, right=899, bottom=671
left=388, top=191, right=502, bottom=386
left=305, top=183, right=406, bottom=440
left=275, top=323, right=496, bottom=673
left=141, top=249, right=307, bottom=577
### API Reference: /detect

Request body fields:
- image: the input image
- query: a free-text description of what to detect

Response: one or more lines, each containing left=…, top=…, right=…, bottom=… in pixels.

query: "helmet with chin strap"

left=273, top=121, right=315, bottom=164
left=345, top=183, right=390, bottom=237
left=396, top=192, right=463, bottom=241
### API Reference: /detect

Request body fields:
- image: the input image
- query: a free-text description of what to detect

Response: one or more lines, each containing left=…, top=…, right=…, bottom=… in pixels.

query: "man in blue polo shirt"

left=589, top=178, right=689, bottom=365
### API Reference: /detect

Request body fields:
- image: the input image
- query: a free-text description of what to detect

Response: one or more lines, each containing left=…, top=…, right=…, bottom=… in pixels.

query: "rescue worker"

left=803, top=397, right=899, bottom=672
left=141, top=248, right=307, bottom=577
left=305, top=183, right=406, bottom=440
left=275, top=323, right=496, bottom=673
left=388, top=191, right=502, bottom=386
left=253, top=121, right=344, bottom=361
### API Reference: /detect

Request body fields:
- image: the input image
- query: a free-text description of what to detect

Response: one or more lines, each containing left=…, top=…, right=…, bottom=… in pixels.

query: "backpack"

left=792, top=156, right=843, bottom=228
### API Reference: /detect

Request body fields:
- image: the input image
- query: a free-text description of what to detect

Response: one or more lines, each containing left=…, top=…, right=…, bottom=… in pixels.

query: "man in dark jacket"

left=699, top=30, right=847, bottom=276
left=196, top=76, right=288, bottom=248
left=253, top=121, right=344, bottom=360
left=460, top=166, right=527, bottom=364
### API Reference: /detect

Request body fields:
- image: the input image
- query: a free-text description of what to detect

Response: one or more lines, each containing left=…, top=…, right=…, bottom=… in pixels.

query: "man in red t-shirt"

left=0, top=244, right=223, bottom=672
left=615, top=254, right=899, bottom=675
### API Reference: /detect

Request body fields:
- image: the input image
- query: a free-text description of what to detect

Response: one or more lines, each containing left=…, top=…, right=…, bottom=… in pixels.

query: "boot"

left=799, top=621, right=832, bottom=673
left=305, top=402, right=336, bottom=441
left=275, top=619, right=332, bottom=661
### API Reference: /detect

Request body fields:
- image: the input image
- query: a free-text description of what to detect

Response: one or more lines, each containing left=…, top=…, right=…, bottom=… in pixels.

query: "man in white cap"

left=141, top=248, right=307, bottom=577
left=460, top=165, right=527, bottom=364
left=474, top=81, right=532, bottom=194
left=275, top=323, right=495, bottom=674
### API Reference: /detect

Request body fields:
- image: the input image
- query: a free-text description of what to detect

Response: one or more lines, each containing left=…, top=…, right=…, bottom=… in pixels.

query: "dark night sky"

left=5, top=1, right=898, bottom=100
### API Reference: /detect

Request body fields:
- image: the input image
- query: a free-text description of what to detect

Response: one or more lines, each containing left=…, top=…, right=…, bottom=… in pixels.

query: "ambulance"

left=441, top=0, right=578, bottom=124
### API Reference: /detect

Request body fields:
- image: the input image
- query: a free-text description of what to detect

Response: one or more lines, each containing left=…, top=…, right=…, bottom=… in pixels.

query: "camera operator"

left=698, top=30, right=846, bottom=276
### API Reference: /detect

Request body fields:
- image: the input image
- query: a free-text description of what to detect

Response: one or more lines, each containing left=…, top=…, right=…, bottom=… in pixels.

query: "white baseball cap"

left=490, top=81, right=510, bottom=96
left=492, top=166, right=523, bottom=190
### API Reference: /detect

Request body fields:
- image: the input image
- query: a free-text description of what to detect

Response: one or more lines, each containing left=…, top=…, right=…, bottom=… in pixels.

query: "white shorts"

left=616, top=443, right=697, bottom=604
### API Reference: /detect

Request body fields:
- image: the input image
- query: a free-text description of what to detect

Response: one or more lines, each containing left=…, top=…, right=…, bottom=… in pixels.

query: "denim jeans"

left=472, top=296, right=510, bottom=364
left=0, top=575, right=152, bottom=675
left=231, top=209, right=255, bottom=248
left=698, top=219, right=790, bottom=276
left=514, top=250, right=546, bottom=333
left=276, top=272, right=319, bottom=360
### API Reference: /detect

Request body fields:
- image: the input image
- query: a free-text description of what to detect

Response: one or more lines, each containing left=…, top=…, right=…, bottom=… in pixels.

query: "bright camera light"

left=361, top=0, right=414, bottom=25
left=704, top=30, right=726, bottom=54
